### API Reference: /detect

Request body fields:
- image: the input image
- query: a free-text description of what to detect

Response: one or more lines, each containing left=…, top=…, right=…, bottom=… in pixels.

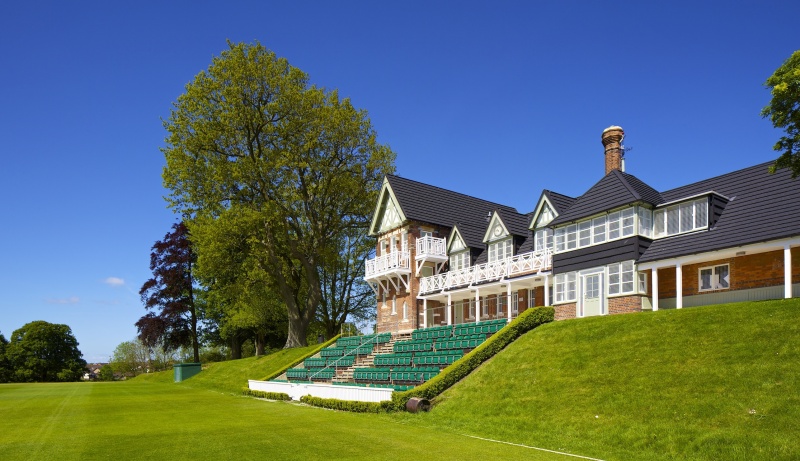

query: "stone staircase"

left=331, top=333, right=411, bottom=383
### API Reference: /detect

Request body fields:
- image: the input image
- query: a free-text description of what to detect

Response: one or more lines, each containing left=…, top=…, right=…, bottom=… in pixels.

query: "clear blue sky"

left=1, top=1, right=797, bottom=362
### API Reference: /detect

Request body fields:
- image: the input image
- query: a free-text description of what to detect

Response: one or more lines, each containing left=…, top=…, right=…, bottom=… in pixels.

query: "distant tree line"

left=135, top=41, right=394, bottom=358
left=0, top=321, right=86, bottom=383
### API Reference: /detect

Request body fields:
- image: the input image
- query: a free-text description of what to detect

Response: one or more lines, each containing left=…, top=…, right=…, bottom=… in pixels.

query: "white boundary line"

left=462, top=434, right=605, bottom=461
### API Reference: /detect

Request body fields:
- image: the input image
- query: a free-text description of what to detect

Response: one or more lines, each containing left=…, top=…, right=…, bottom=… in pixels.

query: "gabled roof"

left=549, top=170, right=663, bottom=226
left=370, top=175, right=519, bottom=237
left=639, top=162, right=800, bottom=263
left=494, top=209, right=530, bottom=237
left=544, top=190, right=576, bottom=215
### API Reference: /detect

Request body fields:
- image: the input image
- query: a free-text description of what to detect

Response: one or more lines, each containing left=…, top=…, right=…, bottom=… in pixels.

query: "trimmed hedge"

left=242, top=389, right=292, bottom=401
left=388, top=306, right=554, bottom=411
left=260, top=334, right=341, bottom=382
left=299, top=395, right=390, bottom=413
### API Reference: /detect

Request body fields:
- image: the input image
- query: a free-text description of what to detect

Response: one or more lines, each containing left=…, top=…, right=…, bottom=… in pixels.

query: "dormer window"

left=654, top=198, right=708, bottom=238
left=534, top=228, right=553, bottom=251
left=488, top=238, right=513, bottom=263
left=450, top=251, right=470, bottom=270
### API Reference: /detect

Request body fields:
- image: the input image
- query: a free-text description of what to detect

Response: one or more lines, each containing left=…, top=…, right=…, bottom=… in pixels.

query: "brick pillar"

left=602, top=126, right=625, bottom=175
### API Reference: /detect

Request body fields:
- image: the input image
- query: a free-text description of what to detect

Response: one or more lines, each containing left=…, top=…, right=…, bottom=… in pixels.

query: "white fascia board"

left=447, top=226, right=467, bottom=253
left=483, top=212, right=510, bottom=243
left=530, top=194, right=557, bottom=230
left=655, top=191, right=730, bottom=209
left=368, top=179, right=407, bottom=236
left=637, top=236, right=800, bottom=271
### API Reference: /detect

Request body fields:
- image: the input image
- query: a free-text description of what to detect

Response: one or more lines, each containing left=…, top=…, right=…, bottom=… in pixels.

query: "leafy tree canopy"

left=763, top=50, right=800, bottom=177
left=0, top=332, right=10, bottom=383
left=6, top=321, right=86, bottom=382
left=137, top=221, right=201, bottom=362
left=162, top=41, right=394, bottom=347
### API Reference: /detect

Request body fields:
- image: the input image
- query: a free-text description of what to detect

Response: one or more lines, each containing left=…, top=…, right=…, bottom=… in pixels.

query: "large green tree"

left=6, top=321, right=86, bottom=382
left=763, top=50, right=800, bottom=177
left=0, top=332, right=10, bottom=383
left=162, top=41, right=394, bottom=347
left=110, top=339, right=150, bottom=377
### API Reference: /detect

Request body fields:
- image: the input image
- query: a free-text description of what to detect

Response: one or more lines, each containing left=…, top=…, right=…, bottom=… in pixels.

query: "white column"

left=447, top=293, right=452, bottom=326
left=785, top=244, right=793, bottom=299
left=651, top=267, right=659, bottom=311
left=676, top=263, right=683, bottom=309
left=422, top=298, right=427, bottom=329
left=507, top=284, right=512, bottom=321
left=475, top=289, right=481, bottom=325
left=544, top=274, right=550, bottom=306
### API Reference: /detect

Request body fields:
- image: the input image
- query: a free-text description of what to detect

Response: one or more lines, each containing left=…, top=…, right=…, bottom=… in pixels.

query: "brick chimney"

left=602, top=126, right=625, bottom=175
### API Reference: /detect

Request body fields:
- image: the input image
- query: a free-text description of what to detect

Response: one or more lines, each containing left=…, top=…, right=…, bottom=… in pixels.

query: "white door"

left=582, top=273, right=603, bottom=317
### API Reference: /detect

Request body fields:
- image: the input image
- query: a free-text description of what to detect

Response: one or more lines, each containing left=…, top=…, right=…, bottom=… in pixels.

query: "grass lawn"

left=401, top=299, right=800, bottom=461
left=0, top=381, right=573, bottom=461
left=132, top=344, right=320, bottom=395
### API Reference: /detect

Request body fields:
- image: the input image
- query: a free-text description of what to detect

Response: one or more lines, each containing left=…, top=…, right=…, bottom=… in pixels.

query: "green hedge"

left=388, top=306, right=554, bottom=411
left=299, top=395, right=390, bottom=413
left=260, top=334, right=341, bottom=382
left=242, top=389, right=292, bottom=401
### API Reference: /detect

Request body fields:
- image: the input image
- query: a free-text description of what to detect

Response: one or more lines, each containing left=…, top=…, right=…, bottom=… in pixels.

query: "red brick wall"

left=554, top=303, right=576, bottom=320
left=374, top=221, right=451, bottom=333
left=607, top=295, right=642, bottom=314
left=656, top=247, right=800, bottom=300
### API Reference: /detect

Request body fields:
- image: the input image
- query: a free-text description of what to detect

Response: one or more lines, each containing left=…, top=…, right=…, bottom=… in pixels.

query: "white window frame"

left=488, top=238, right=513, bottom=263
left=449, top=251, right=470, bottom=270
left=638, top=207, right=653, bottom=238
left=553, top=207, right=638, bottom=254
left=402, top=301, right=408, bottom=319
left=528, top=288, right=536, bottom=309
left=638, top=271, right=648, bottom=294
left=699, top=264, right=730, bottom=292
left=535, top=228, right=553, bottom=252
left=608, top=261, right=635, bottom=296
left=653, top=198, right=709, bottom=239
left=391, top=296, right=397, bottom=315
left=554, top=272, right=577, bottom=303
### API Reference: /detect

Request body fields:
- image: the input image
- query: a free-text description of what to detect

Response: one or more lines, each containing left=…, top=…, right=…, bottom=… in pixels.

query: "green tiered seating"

left=286, top=368, right=308, bottom=380
left=304, top=357, right=327, bottom=368
left=412, top=351, right=464, bottom=366
left=412, top=325, right=454, bottom=341
left=393, top=340, right=434, bottom=353
left=336, top=332, right=392, bottom=348
left=321, top=347, right=344, bottom=357
left=353, top=367, right=391, bottom=382
left=308, top=369, right=336, bottom=380
left=390, top=367, right=440, bottom=382
left=373, top=353, right=413, bottom=367
left=328, top=356, right=355, bottom=367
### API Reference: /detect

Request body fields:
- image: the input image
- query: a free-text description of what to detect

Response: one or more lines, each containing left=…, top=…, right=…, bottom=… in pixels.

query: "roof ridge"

left=386, top=174, right=518, bottom=212
left=612, top=170, right=642, bottom=201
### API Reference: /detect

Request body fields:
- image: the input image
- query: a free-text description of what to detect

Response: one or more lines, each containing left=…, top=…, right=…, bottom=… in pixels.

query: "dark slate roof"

left=549, top=170, right=664, bottom=226
left=495, top=208, right=530, bottom=237
left=544, top=190, right=576, bottom=215
left=639, top=162, right=800, bottom=263
left=385, top=175, right=526, bottom=248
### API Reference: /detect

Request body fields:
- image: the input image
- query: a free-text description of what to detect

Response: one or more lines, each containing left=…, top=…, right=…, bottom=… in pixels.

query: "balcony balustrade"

left=417, top=249, right=552, bottom=295
left=415, top=236, right=447, bottom=260
left=364, top=250, right=411, bottom=281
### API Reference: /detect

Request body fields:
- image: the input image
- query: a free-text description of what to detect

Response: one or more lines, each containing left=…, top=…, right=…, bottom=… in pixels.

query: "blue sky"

left=1, top=1, right=797, bottom=362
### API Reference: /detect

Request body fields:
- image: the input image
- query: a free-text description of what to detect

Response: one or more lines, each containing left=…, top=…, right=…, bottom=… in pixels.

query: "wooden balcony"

left=418, top=249, right=552, bottom=295
left=364, top=250, right=411, bottom=293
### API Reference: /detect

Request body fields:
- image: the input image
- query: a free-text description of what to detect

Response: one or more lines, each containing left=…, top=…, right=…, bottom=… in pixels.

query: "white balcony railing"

left=415, top=236, right=447, bottom=260
left=364, top=251, right=411, bottom=280
left=417, top=249, right=552, bottom=295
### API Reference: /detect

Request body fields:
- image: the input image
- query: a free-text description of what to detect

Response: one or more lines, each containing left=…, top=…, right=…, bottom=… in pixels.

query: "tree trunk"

left=230, top=336, right=242, bottom=360
left=255, top=333, right=265, bottom=356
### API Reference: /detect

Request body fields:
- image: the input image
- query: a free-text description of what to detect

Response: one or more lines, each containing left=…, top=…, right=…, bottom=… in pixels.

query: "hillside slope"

left=403, top=299, right=800, bottom=461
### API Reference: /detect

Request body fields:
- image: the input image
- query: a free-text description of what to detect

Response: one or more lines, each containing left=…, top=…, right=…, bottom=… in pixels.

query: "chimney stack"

left=602, top=126, right=625, bottom=175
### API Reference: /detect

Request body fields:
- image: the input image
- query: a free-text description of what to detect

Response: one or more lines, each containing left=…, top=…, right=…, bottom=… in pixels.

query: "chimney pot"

left=602, top=126, right=625, bottom=175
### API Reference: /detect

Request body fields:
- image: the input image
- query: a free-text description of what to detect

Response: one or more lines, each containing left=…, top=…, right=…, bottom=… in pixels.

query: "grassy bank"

left=402, top=298, right=800, bottom=461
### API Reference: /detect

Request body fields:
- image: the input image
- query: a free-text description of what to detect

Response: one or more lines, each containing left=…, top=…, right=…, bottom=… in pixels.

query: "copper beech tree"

left=137, top=222, right=200, bottom=362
